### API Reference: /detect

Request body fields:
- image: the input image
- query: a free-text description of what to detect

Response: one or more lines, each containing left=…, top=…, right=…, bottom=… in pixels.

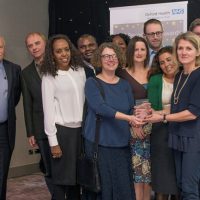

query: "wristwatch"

left=163, top=114, right=168, bottom=123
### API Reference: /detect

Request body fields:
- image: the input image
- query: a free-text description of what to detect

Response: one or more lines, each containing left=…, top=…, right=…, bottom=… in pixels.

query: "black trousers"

left=0, top=121, right=11, bottom=200
left=54, top=185, right=80, bottom=200
left=37, top=138, right=55, bottom=200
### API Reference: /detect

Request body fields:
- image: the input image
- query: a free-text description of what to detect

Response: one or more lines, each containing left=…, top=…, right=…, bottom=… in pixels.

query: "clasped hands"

left=130, top=102, right=152, bottom=125
left=129, top=102, right=153, bottom=139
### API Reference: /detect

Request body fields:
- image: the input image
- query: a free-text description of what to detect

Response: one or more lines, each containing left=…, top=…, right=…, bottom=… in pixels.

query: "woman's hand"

left=134, top=103, right=152, bottom=119
left=51, top=145, right=62, bottom=159
left=131, top=126, right=145, bottom=139
left=129, top=115, right=145, bottom=127
left=143, top=113, right=163, bottom=123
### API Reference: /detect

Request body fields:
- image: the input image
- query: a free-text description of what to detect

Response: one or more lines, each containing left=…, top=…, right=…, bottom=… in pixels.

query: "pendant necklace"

left=173, top=71, right=191, bottom=104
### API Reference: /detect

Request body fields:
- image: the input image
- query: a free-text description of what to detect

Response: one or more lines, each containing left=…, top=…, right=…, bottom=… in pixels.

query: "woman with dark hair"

left=145, top=32, right=200, bottom=199
left=82, top=42, right=143, bottom=200
left=148, top=46, right=179, bottom=200
left=117, top=36, right=151, bottom=200
left=107, top=33, right=130, bottom=55
left=41, top=34, right=86, bottom=200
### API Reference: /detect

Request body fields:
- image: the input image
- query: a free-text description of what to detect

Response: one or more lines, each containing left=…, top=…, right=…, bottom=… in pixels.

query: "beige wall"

left=0, top=0, right=49, bottom=175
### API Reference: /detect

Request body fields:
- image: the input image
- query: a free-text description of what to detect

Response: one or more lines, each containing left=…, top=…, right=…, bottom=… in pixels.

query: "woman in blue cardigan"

left=148, top=46, right=179, bottom=200
left=82, top=42, right=143, bottom=200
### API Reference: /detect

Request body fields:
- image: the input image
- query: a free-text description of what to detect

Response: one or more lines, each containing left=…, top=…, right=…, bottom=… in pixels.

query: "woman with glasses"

left=117, top=36, right=151, bottom=200
left=82, top=42, right=143, bottom=200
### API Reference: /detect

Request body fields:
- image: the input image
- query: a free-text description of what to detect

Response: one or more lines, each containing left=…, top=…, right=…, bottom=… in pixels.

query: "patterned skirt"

left=130, top=129, right=151, bottom=183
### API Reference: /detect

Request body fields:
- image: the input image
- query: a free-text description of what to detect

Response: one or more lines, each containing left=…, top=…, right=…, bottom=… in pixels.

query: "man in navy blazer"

left=0, top=36, right=21, bottom=200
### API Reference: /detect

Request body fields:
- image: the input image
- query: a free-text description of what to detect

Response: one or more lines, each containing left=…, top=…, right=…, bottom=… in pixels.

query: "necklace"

left=173, top=71, right=191, bottom=104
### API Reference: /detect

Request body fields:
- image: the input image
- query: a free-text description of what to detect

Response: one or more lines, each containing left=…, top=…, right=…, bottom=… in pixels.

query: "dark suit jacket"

left=3, top=59, right=21, bottom=151
left=21, top=61, right=46, bottom=140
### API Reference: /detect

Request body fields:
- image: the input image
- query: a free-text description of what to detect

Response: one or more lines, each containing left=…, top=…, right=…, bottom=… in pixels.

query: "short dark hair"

left=106, top=33, right=131, bottom=46
left=150, top=46, right=173, bottom=76
left=41, top=34, right=83, bottom=77
left=143, top=18, right=163, bottom=34
left=77, top=34, right=97, bottom=47
left=126, top=36, right=149, bottom=69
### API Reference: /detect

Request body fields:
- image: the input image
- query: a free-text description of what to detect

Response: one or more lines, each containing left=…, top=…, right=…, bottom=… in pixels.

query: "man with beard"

left=143, top=19, right=164, bottom=66
left=21, top=32, right=55, bottom=199
left=77, top=34, right=98, bottom=74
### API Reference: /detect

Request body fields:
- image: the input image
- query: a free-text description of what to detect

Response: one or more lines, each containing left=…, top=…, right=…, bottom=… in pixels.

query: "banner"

left=110, top=1, right=188, bottom=46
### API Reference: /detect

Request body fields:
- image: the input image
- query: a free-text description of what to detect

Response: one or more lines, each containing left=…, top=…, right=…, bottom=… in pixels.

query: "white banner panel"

left=110, top=1, right=188, bottom=46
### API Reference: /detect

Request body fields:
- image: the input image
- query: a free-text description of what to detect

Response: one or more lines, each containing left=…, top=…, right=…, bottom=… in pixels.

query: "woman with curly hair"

left=82, top=42, right=143, bottom=200
left=41, top=34, right=86, bottom=200
left=106, top=33, right=130, bottom=56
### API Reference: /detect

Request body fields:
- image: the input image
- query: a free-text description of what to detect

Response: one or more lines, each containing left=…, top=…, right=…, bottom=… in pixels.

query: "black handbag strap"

left=93, top=77, right=105, bottom=159
left=81, top=77, right=105, bottom=159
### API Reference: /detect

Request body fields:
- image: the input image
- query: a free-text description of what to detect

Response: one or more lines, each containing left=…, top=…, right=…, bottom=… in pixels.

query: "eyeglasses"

left=145, top=31, right=163, bottom=38
left=101, top=54, right=118, bottom=61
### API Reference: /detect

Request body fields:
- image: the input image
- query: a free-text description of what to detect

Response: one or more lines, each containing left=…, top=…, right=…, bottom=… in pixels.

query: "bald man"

left=0, top=36, right=21, bottom=200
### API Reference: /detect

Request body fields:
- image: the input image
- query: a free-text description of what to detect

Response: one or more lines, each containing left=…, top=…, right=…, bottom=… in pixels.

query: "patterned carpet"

left=7, top=173, right=51, bottom=200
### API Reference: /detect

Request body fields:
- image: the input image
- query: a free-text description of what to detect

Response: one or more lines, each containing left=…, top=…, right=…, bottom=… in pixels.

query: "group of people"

left=1, top=17, right=200, bottom=200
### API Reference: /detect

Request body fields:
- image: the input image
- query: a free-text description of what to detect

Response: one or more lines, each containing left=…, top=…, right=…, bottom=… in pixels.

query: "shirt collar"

left=149, top=48, right=157, bottom=55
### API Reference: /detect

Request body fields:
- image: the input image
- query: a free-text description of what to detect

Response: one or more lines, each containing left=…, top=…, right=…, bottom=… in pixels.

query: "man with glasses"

left=143, top=19, right=164, bottom=66
left=77, top=34, right=98, bottom=73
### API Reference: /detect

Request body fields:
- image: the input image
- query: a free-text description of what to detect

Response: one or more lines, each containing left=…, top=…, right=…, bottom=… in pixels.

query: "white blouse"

left=42, top=67, right=86, bottom=146
left=162, top=77, right=173, bottom=109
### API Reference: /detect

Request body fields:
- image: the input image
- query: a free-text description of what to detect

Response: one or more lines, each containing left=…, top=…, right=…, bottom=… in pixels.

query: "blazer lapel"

left=3, top=60, right=12, bottom=98
left=30, top=62, right=42, bottom=83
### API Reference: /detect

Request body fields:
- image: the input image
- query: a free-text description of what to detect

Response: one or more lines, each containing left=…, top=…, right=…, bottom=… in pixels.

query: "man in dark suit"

left=0, top=36, right=21, bottom=200
left=21, top=32, right=54, bottom=199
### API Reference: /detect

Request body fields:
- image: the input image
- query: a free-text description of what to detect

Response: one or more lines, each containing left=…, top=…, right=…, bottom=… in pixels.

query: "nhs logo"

left=172, top=9, right=184, bottom=15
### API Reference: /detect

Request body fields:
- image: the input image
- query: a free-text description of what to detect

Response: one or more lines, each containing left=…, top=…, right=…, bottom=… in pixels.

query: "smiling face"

left=134, top=41, right=147, bottom=64
left=112, top=35, right=127, bottom=54
left=177, top=39, right=200, bottom=68
left=77, top=36, right=97, bottom=62
left=159, top=52, right=178, bottom=77
left=53, top=39, right=71, bottom=70
left=26, top=34, right=46, bottom=62
left=101, top=47, right=119, bottom=73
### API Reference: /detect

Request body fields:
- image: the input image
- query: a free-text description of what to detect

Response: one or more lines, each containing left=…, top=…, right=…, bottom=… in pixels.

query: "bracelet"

left=162, top=114, right=168, bottom=123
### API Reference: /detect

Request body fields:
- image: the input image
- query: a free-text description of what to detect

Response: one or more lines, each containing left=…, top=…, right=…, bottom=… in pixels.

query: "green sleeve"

left=148, top=74, right=163, bottom=111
